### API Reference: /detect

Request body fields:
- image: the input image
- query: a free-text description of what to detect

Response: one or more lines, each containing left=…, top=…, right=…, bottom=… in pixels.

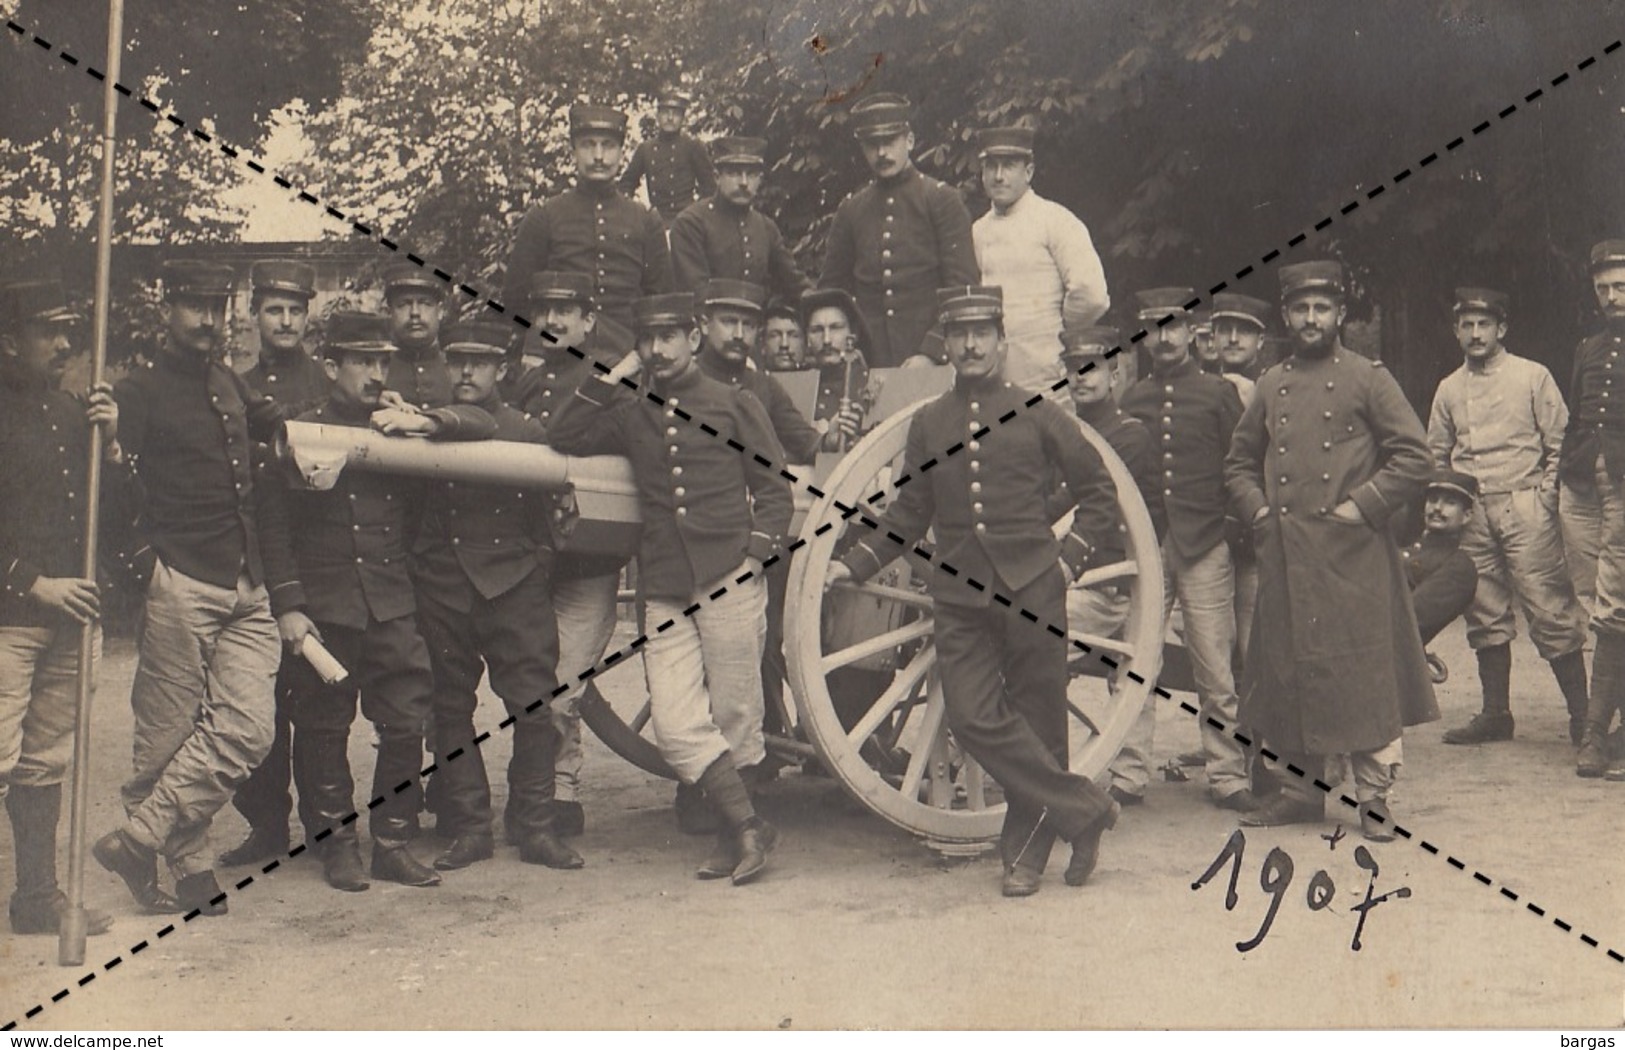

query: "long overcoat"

left=1224, top=345, right=1438, bottom=755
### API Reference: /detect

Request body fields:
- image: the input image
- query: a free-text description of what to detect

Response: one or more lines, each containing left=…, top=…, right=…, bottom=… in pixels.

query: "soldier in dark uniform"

left=1211, top=293, right=1269, bottom=666
left=241, top=260, right=329, bottom=416
left=691, top=279, right=854, bottom=802
left=506, top=271, right=628, bottom=838
left=819, top=93, right=979, bottom=367
left=1118, top=287, right=1253, bottom=812
left=758, top=300, right=805, bottom=372
left=1058, top=325, right=1167, bottom=806
left=96, top=261, right=284, bottom=916
left=257, top=312, right=497, bottom=891
left=669, top=136, right=811, bottom=304
left=1191, top=310, right=1218, bottom=374
left=550, top=293, right=793, bottom=885
left=409, top=319, right=580, bottom=871
left=1215, top=292, right=1271, bottom=386
left=1404, top=469, right=1480, bottom=646
left=1228, top=261, right=1437, bottom=841
left=381, top=262, right=453, bottom=410
left=801, top=288, right=873, bottom=442
left=0, top=278, right=126, bottom=936
left=506, top=104, right=674, bottom=336
left=1562, top=240, right=1625, bottom=777
left=618, top=90, right=716, bottom=223
left=826, top=286, right=1122, bottom=898
left=220, top=258, right=330, bottom=868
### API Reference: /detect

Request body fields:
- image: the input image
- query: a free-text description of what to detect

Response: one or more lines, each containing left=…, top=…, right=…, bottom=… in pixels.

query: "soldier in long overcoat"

left=1224, top=261, right=1436, bottom=841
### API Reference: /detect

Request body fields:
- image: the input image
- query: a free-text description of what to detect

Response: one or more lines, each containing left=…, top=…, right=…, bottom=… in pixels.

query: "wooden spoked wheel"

left=784, top=399, right=1166, bottom=845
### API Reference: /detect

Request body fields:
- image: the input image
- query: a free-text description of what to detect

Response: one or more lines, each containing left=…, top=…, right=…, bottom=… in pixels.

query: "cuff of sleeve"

left=4, top=561, right=42, bottom=602
left=576, top=377, right=619, bottom=408
left=268, top=581, right=307, bottom=619
left=1349, top=483, right=1391, bottom=526
left=747, top=531, right=779, bottom=565
left=1234, top=490, right=1268, bottom=523
left=842, top=541, right=886, bottom=583
left=1060, top=531, right=1096, bottom=576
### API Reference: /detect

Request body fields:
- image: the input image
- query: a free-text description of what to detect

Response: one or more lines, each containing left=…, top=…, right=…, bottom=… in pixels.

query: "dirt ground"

left=2, top=618, right=1622, bottom=1031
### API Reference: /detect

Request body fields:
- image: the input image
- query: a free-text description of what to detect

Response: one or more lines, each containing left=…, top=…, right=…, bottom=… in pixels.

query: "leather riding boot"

left=293, top=729, right=367, bottom=892
left=1550, top=649, right=1591, bottom=745
left=7, top=782, right=60, bottom=921
left=695, top=825, right=738, bottom=880
left=1444, top=644, right=1515, bottom=744
left=505, top=714, right=557, bottom=840
left=6, top=784, right=111, bottom=934
left=368, top=731, right=441, bottom=887
left=696, top=755, right=777, bottom=885
left=1579, top=631, right=1625, bottom=777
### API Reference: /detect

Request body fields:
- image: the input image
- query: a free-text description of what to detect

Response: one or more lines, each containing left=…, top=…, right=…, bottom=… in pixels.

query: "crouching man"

left=550, top=292, right=793, bottom=885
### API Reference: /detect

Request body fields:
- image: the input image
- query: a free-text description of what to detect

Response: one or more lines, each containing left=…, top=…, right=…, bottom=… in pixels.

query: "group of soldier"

left=3, top=84, right=1624, bottom=932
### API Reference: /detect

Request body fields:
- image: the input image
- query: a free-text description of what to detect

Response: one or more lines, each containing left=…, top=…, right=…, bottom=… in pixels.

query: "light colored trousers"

left=1462, top=487, right=1587, bottom=657
left=1561, top=463, right=1625, bottom=635
left=1276, top=738, right=1404, bottom=806
left=550, top=572, right=620, bottom=802
left=122, top=561, right=279, bottom=876
left=642, top=573, right=767, bottom=783
left=1066, top=585, right=1136, bottom=793
left=0, top=625, right=99, bottom=797
left=1146, top=540, right=1248, bottom=797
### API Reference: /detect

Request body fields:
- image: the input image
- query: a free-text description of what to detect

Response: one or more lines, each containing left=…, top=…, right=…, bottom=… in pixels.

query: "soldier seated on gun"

left=801, top=288, right=872, bottom=448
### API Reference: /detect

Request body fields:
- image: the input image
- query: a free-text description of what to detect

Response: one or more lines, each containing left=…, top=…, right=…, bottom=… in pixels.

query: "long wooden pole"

left=60, top=0, right=126, bottom=967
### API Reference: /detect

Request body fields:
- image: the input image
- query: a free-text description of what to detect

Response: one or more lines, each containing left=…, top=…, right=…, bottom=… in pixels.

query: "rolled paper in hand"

left=300, top=634, right=349, bottom=684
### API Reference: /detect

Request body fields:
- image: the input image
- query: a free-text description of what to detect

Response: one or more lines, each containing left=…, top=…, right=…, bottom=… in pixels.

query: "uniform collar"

left=952, top=372, right=1005, bottom=399
left=260, top=345, right=312, bottom=370
left=574, top=178, right=621, bottom=200
left=1151, top=354, right=1198, bottom=380
left=1419, top=528, right=1461, bottom=552
left=1073, top=398, right=1121, bottom=428
left=322, top=395, right=375, bottom=424
left=875, top=166, right=921, bottom=191
left=654, top=360, right=706, bottom=397
left=697, top=349, right=749, bottom=383
left=155, top=345, right=217, bottom=376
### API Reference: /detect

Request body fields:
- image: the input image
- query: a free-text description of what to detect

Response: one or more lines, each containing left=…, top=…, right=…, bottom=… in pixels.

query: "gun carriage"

left=278, top=364, right=1168, bottom=851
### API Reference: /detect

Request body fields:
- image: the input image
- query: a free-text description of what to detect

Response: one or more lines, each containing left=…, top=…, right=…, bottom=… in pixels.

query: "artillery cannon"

left=276, top=368, right=1167, bottom=852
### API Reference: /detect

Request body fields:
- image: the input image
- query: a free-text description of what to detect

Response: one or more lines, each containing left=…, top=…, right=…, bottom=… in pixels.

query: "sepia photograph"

left=0, top=0, right=1623, bottom=1033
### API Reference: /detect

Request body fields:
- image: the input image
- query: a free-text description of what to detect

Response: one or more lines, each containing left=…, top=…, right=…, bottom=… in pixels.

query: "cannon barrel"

left=276, top=419, right=638, bottom=496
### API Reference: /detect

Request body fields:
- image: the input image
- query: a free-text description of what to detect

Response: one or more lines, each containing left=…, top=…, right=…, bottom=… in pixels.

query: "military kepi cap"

left=711, top=136, right=767, bottom=167
left=976, top=126, right=1035, bottom=159
left=569, top=103, right=628, bottom=138
left=851, top=93, right=912, bottom=140
left=1453, top=287, right=1509, bottom=320
left=633, top=293, right=696, bottom=331
left=657, top=89, right=691, bottom=110
left=1060, top=324, right=1120, bottom=362
left=322, top=311, right=395, bottom=357
left=1590, top=240, right=1625, bottom=272
left=1279, top=260, right=1346, bottom=301
left=1135, top=287, right=1196, bottom=321
left=1425, top=467, right=1480, bottom=506
left=937, top=285, right=1003, bottom=325
left=250, top=259, right=316, bottom=300
left=162, top=259, right=236, bottom=301
left=700, top=278, right=766, bottom=312
left=1211, top=292, right=1271, bottom=329
left=442, top=318, right=516, bottom=357
left=380, top=261, right=445, bottom=300
left=528, top=270, right=595, bottom=308
left=0, top=278, right=82, bottom=328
